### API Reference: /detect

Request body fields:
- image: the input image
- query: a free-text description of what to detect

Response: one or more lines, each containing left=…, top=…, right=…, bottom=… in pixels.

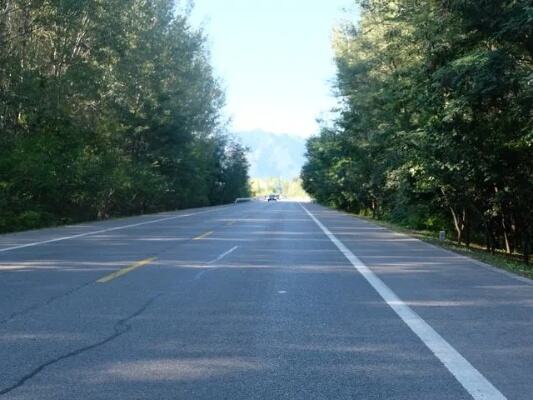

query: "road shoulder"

left=331, top=209, right=533, bottom=284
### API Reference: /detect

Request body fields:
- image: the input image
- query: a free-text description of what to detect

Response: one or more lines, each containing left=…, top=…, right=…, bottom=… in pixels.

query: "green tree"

left=0, top=0, right=249, bottom=232
left=302, top=0, right=532, bottom=263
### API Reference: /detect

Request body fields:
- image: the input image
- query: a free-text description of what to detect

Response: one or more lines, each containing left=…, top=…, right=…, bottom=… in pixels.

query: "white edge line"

left=0, top=208, right=222, bottom=254
left=299, top=203, right=507, bottom=400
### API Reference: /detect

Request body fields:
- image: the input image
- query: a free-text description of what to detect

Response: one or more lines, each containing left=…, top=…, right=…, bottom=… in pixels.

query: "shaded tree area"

left=302, top=0, right=532, bottom=263
left=0, top=0, right=249, bottom=232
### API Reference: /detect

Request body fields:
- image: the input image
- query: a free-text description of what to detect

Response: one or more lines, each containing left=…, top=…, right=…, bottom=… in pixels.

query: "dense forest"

left=302, top=0, right=532, bottom=263
left=0, top=0, right=250, bottom=232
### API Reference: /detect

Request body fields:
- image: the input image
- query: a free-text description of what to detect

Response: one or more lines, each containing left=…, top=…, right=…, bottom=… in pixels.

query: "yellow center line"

left=97, top=257, right=157, bottom=283
left=193, top=230, right=214, bottom=241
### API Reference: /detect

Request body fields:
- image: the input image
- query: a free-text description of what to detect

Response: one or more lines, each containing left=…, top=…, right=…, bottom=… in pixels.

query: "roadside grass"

left=355, top=215, right=533, bottom=281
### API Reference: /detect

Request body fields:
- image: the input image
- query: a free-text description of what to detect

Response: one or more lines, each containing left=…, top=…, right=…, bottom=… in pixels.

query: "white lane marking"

left=208, top=246, right=239, bottom=265
left=193, top=269, right=210, bottom=281
left=0, top=208, right=224, bottom=254
left=194, top=246, right=239, bottom=280
left=300, top=204, right=506, bottom=400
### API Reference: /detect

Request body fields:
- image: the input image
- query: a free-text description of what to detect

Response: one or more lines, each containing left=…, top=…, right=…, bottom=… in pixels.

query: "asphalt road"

left=0, top=201, right=532, bottom=399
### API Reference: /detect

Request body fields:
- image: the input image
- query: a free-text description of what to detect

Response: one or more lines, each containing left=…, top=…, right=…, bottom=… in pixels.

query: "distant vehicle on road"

left=267, top=194, right=277, bottom=202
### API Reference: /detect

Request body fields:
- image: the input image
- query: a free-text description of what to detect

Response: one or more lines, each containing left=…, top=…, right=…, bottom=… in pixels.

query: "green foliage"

left=0, top=0, right=249, bottom=232
left=302, top=0, right=533, bottom=263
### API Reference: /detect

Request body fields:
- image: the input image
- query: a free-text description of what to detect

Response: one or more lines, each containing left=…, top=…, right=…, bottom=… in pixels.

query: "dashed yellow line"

left=97, top=257, right=157, bottom=283
left=193, top=231, right=214, bottom=241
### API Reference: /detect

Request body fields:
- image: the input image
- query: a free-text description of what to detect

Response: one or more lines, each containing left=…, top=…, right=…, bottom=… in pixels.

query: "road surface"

left=0, top=201, right=532, bottom=399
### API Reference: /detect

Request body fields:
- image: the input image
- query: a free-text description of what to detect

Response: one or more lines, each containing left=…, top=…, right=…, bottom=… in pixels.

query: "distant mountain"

left=232, top=130, right=307, bottom=179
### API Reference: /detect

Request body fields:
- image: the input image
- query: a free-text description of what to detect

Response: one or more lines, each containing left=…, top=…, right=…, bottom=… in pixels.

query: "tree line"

left=250, top=177, right=308, bottom=199
left=0, top=0, right=249, bottom=232
left=302, top=0, right=532, bottom=263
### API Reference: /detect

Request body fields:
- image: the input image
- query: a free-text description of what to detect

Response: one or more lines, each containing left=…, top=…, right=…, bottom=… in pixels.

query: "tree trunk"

left=523, top=229, right=530, bottom=265
left=485, top=219, right=496, bottom=254
left=465, top=217, right=471, bottom=248
left=510, top=215, right=517, bottom=254
left=500, top=213, right=512, bottom=254
left=450, top=206, right=466, bottom=245
left=490, top=229, right=497, bottom=255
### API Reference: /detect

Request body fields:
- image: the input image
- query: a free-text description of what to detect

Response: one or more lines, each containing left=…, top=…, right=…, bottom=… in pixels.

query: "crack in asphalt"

left=0, top=281, right=95, bottom=325
left=0, top=294, right=162, bottom=396
left=0, top=205, right=258, bottom=395
left=0, top=240, right=193, bottom=326
left=0, top=203, right=263, bottom=327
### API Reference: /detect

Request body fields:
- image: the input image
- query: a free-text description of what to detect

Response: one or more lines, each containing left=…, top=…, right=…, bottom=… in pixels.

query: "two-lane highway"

left=0, top=201, right=532, bottom=399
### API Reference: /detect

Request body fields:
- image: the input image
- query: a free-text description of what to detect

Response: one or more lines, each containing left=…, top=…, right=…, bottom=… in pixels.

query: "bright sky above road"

left=190, top=0, right=359, bottom=138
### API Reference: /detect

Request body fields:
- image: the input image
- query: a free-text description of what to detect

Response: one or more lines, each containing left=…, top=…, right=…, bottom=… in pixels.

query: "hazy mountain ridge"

left=233, top=130, right=307, bottom=179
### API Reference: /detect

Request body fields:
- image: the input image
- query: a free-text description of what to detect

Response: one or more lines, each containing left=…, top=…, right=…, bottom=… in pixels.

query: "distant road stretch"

left=0, top=201, right=532, bottom=399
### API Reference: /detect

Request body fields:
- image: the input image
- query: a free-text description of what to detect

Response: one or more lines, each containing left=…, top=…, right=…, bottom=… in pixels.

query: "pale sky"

left=189, top=0, right=359, bottom=138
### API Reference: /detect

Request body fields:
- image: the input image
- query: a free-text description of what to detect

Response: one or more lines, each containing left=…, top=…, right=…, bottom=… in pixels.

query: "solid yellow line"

left=193, top=231, right=214, bottom=241
left=97, top=257, right=157, bottom=283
